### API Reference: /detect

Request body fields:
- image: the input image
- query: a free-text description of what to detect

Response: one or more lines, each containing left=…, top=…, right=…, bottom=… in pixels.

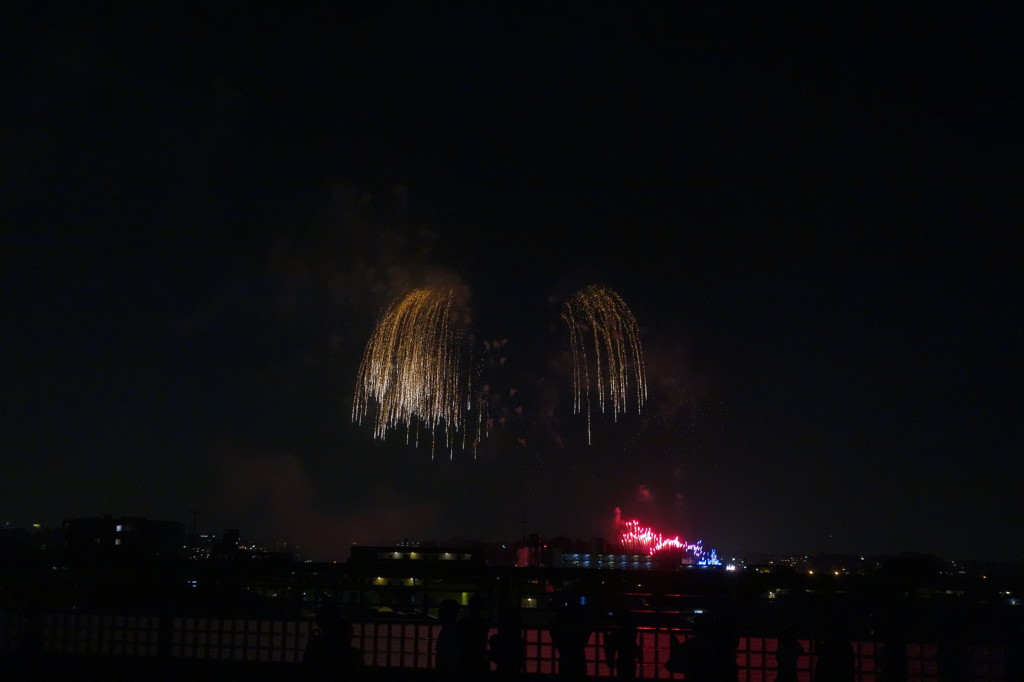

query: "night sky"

left=3, top=5, right=1020, bottom=562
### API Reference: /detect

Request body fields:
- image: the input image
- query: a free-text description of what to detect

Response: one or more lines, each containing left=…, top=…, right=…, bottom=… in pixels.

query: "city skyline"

left=3, top=508, right=1018, bottom=571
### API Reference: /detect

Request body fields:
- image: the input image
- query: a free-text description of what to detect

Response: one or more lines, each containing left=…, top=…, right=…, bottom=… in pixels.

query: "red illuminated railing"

left=0, top=611, right=1009, bottom=680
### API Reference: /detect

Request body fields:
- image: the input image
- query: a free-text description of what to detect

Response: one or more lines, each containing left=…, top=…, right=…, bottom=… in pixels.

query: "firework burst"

left=616, top=518, right=720, bottom=565
left=352, top=288, right=478, bottom=458
left=618, top=519, right=684, bottom=554
left=561, top=285, right=647, bottom=443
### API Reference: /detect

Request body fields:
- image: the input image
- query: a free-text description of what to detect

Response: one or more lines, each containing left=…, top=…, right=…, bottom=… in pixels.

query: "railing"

left=0, top=611, right=1009, bottom=680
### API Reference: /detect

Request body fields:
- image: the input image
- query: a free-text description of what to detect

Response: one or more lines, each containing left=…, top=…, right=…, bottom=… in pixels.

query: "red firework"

left=617, top=519, right=684, bottom=555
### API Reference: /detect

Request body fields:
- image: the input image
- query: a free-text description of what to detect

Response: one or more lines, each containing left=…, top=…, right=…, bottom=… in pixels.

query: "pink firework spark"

left=618, top=519, right=699, bottom=555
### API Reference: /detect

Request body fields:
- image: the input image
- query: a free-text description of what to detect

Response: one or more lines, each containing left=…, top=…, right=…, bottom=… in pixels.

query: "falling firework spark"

left=561, top=285, right=647, bottom=443
left=352, top=288, right=478, bottom=458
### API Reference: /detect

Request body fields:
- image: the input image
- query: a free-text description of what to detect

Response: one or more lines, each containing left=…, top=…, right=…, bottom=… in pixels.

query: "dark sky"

left=2, top=4, right=1020, bottom=562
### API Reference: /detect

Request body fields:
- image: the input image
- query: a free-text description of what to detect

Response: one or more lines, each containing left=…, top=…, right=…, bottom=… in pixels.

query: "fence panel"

left=0, top=610, right=1010, bottom=681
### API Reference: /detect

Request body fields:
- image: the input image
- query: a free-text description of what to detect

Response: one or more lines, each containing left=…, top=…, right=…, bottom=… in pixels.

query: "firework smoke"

left=352, top=288, right=478, bottom=458
left=561, top=285, right=647, bottom=443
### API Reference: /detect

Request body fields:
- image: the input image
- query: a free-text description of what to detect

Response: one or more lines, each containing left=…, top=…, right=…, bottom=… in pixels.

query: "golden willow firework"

left=561, top=285, right=648, bottom=442
left=352, top=288, right=479, bottom=457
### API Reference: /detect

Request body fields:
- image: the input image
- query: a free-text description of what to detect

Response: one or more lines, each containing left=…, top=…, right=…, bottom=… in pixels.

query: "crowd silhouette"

left=291, top=591, right=1013, bottom=682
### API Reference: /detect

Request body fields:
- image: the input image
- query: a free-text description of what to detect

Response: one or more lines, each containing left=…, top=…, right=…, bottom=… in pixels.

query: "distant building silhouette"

left=62, top=515, right=185, bottom=561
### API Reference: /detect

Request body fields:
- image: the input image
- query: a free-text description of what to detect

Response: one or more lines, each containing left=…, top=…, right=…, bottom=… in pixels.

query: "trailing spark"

left=561, top=285, right=647, bottom=443
left=352, top=288, right=476, bottom=458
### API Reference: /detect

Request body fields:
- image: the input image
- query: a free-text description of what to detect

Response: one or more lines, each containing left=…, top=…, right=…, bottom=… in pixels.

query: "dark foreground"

left=4, top=655, right=450, bottom=682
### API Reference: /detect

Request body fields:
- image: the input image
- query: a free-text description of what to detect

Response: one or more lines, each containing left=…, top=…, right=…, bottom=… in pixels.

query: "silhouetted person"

left=489, top=606, right=526, bottom=680
left=604, top=610, right=641, bottom=680
left=302, top=604, right=365, bottom=680
left=936, top=619, right=970, bottom=682
left=775, top=626, right=804, bottom=682
left=550, top=603, right=591, bottom=680
left=679, top=613, right=739, bottom=682
left=814, top=621, right=854, bottom=682
left=665, top=628, right=688, bottom=676
left=876, top=623, right=907, bottom=682
left=456, top=594, right=491, bottom=679
left=435, top=599, right=462, bottom=679
left=717, top=612, right=741, bottom=682
left=1002, top=615, right=1024, bottom=682
left=11, top=600, right=45, bottom=681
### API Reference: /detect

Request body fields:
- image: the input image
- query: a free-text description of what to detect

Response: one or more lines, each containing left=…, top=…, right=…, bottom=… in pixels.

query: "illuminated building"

left=348, top=545, right=485, bottom=566
left=552, top=546, right=722, bottom=571
left=554, top=552, right=655, bottom=570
